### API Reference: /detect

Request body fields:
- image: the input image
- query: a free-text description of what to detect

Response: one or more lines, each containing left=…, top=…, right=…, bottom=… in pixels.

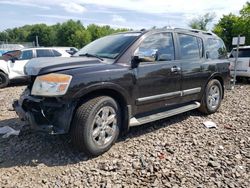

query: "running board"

left=129, top=102, right=200, bottom=127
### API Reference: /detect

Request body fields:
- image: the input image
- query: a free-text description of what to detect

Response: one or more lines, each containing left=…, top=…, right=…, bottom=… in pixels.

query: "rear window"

left=207, top=38, right=227, bottom=59
left=230, top=48, right=250, bottom=58
left=36, top=49, right=54, bottom=57
left=52, top=50, right=62, bottom=57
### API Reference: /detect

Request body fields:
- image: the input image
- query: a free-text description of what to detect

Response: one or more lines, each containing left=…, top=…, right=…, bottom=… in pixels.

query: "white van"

left=0, top=47, right=71, bottom=88
left=229, top=46, right=250, bottom=80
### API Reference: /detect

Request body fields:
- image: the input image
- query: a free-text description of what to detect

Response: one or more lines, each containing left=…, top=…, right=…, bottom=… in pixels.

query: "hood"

left=25, top=57, right=105, bottom=75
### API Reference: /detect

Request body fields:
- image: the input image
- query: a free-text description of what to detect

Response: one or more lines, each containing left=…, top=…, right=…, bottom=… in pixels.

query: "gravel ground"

left=0, top=84, right=249, bottom=188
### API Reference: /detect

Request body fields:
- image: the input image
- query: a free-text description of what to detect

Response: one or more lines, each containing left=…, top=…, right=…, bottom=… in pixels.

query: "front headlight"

left=31, top=73, right=72, bottom=96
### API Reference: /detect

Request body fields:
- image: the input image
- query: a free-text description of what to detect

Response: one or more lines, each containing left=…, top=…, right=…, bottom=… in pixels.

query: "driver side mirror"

left=2, top=50, right=21, bottom=63
left=10, top=57, right=18, bottom=63
left=131, top=48, right=158, bottom=68
left=131, top=56, right=140, bottom=69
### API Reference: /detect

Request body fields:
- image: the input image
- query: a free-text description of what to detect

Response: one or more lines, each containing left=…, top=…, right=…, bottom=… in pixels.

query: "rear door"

left=134, top=32, right=182, bottom=114
left=176, top=33, right=206, bottom=103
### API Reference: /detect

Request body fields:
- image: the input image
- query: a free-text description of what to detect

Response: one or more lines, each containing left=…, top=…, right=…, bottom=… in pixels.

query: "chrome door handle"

left=171, top=66, right=181, bottom=72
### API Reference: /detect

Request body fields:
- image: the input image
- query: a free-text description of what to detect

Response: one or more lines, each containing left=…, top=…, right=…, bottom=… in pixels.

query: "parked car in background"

left=13, top=28, right=230, bottom=156
left=0, top=47, right=71, bottom=88
left=0, top=50, right=7, bottom=56
left=53, top=47, right=78, bottom=55
left=229, top=46, right=250, bottom=81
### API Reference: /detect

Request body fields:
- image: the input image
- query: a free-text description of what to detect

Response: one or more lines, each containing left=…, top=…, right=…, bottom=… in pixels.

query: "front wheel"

left=70, top=96, right=121, bottom=156
left=199, top=79, right=223, bottom=114
left=0, top=72, right=9, bottom=88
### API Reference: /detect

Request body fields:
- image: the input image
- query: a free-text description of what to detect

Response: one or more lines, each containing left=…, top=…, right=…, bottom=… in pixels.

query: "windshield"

left=74, top=33, right=141, bottom=59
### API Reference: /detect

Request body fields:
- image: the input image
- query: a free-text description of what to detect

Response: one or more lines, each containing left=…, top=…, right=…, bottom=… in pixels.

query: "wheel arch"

left=204, top=73, right=225, bottom=99
left=0, top=68, right=10, bottom=88
left=0, top=67, right=9, bottom=75
left=74, top=86, right=131, bottom=134
left=0, top=60, right=9, bottom=74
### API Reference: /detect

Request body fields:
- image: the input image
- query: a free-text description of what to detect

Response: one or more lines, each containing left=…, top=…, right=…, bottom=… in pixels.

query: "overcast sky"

left=0, top=0, right=248, bottom=31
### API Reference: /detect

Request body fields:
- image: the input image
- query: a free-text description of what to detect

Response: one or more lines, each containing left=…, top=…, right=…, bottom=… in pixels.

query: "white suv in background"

left=229, top=46, right=250, bottom=81
left=0, top=47, right=72, bottom=88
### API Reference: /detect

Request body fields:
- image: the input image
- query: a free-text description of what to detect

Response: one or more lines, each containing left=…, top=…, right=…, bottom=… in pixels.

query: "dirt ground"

left=0, top=84, right=249, bottom=187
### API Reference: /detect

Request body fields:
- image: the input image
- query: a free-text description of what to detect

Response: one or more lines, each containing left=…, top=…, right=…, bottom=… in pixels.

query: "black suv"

left=14, top=28, right=230, bottom=156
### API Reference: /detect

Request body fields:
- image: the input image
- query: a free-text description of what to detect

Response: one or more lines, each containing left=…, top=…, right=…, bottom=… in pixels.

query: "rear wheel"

left=199, top=79, right=223, bottom=114
left=0, top=72, right=9, bottom=88
left=70, top=96, right=121, bottom=156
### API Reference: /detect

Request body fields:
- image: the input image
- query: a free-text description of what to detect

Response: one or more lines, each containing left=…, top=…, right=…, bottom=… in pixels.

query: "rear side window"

left=136, top=32, right=175, bottom=62
left=230, top=48, right=250, bottom=58
left=52, top=50, right=62, bottom=57
left=178, top=34, right=200, bottom=59
left=207, top=39, right=227, bottom=59
left=19, top=50, right=33, bottom=60
left=36, top=49, right=54, bottom=57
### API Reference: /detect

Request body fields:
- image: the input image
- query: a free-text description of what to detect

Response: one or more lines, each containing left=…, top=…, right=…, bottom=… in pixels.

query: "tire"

left=0, top=72, right=9, bottom=88
left=199, top=79, right=223, bottom=114
left=70, top=96, right=121, bottom=156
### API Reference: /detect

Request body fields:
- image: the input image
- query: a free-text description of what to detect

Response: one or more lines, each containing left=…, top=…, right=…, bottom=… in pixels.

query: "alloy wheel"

left=91, top=106, right=117, bottom=146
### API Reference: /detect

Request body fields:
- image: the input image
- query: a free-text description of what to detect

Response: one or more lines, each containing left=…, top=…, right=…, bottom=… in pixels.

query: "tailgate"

left=229, top=48, right=250, bottom=71
left=229, top=58, right=249, bottom=72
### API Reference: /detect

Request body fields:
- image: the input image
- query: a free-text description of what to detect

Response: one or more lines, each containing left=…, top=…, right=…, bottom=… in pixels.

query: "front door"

left=8, top=49, right=33, bottom=79
left=134, top=32, right=182, bottom=114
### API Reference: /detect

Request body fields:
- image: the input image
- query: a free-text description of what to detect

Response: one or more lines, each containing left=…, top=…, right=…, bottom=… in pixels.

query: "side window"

left=230, top=49, right=250, bottom=58
left=19, top=50, right=33, bottom=60
left=52, top=50, right=62, bottom=57
left=238, top=49, right=250, bottom=57
left=178, top=34, right=200, bottom=59
left=207, top=39, right=227, bottom=59
left=36, top=49, right=54, bottom=57
left=136, top=32, right=175, bottom=62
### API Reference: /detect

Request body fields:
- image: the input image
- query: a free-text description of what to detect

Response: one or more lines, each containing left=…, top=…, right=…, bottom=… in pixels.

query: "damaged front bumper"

left=13, top=89, right=76, bottom=134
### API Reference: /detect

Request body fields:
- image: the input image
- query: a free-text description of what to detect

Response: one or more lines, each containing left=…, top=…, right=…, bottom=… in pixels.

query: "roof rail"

left=174, top=28, right=217, bottom=36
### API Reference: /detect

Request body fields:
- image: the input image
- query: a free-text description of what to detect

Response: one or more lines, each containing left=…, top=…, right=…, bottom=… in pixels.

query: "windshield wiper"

left=97, top=55, right=115, bottom=59
left=79, top=53, right=103, bottom=61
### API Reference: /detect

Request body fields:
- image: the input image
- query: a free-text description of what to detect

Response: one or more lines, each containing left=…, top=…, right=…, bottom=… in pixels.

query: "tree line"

left=213, top=2, right=250, bottom=50
left=0, top=20, right=128, bottom=49
left=0, top=2, right=249, bottom=51
left=188, top=2, right=249, bottom=51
